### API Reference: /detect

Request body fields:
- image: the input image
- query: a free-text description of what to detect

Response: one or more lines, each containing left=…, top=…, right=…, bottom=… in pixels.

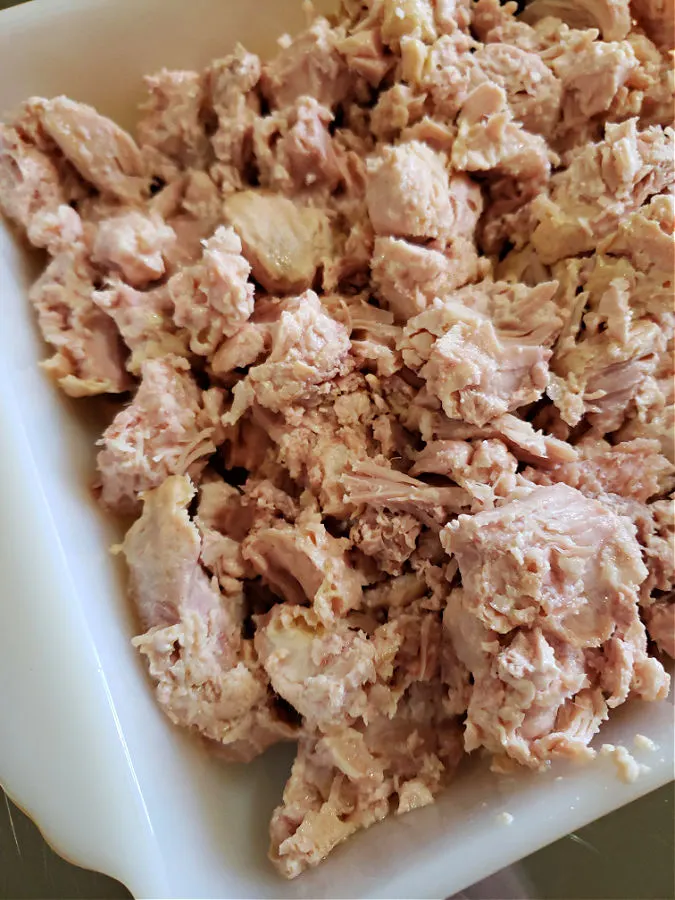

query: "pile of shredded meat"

left=1, top=0, right=673, bottom=879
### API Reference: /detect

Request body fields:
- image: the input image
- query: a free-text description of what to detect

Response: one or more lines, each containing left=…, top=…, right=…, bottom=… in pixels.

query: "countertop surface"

left=0, top=1, right=673, bottom=898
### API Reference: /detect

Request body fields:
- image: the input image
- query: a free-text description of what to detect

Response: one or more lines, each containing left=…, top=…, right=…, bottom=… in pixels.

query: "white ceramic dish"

left=0, top=1, right=673, bottom=897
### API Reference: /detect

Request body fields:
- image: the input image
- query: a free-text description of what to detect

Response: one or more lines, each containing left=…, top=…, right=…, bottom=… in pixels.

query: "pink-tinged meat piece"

left=40, top=97, right=147, bottom=201
left=337, top=28, right=392, bottom=87
left=223, top=190, right=332, bottom=293
left=221, top=418, right=275, bottom=475
left=524, top=438, right=674, bottom=505
left=400, top=280, right=561, bottom=426
left=449, top=607, right=609, bottom=767
left=342, top=459, right=472, bottom=528
left=616, top=352, right=675, bottom=463
left=643, top=497, right=675, bottom=597
left=124, top=476, right=296, bottom=760
left=255, top=605, right=400, bottom=729
left=253, top=97, right=342, bottom=195
left=418, top=31, right=481, bottom=119
left=0, top=125, right=83, bottom=254
left=545, top=34, right=638, bottom=138
left=404, top=401, right=577, bottom=466
left=268, top=386, right=373, bottom=517
left=520, top=0, right=631, bottom=41
left=441, top=484, right=668, bottom=707
left=474, top=43, right=562, bottom=136
left=168, top=226, right=254, bottom=357
left=623, top=32, right=675, bottom=129
left=243, top=514, right=363, bottom=622
left=210, top=322, right=268, bottom=379
left=366, top=141, right=480, bottom=241
left=550, top=277, right=667, bottom=432
left=364, top=572, right=428, bottom=612
left=97, top=355, right=223, bottom=515
left=412, top=439, right=519, bottom=511
left=379, top=0, right=439, bottom=47
left=443, top=483, right=658, bottom=644
left=532, top=120, right=675, bottom=264
left=206, top=46, right=261, bottom=192
left=645, top=597, right=675, bottom=658
left=452, top=82, right=551, bottom=184
left=452, top=83, right=551, bottom=252
left=332, top=295, right=403, bottom=378
left=137, top=69, right=211, bottom=169
left=121, top=475, right=224, bottom=629
left=226, top=291, right=351, bottom=423
left=261, top=18, right=350, bottom=110
left=91, top=210, right=176, bottom=288
left=631, top=0, right=675, bottom=50
left=471, top=0, right=541, bottom=46
left=196, top=477, right=302, bottom=588
left=134, top=613, right=297, bottom=762
left=29, top=251, right=130, bottom=397
left=92, top=282, right=189, bottom=376
left=176, top=168, right=223, bottom=223
left=407, top=310, right=552, bottom=425
left=601, top=192, right=674, bottom=274
left=350, top=507, right=422, bottom=575
left=369, top=84, right=426, bottom=141
left=269, top=683, right=462, bottom=878
left=442, top=484, right=670, bottom=766
left=400, top=115, right=456, bottom=152
left=495, top=244, right=552, bottom=287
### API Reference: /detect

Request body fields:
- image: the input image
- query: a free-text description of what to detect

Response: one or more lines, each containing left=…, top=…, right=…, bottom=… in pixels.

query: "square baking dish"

left=0, top=2, right=673, bottom=897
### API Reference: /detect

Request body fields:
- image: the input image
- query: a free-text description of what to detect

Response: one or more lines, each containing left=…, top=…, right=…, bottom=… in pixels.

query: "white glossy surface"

left=0, top=2, right=672, bottom=897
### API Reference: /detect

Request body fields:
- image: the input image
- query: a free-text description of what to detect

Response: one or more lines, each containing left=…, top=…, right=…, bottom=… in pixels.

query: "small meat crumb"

left=496, top=811, right=514, bottom=825
left=600, top=745, right=651, bottom=784
left=633, top=734, right=658, bottom=752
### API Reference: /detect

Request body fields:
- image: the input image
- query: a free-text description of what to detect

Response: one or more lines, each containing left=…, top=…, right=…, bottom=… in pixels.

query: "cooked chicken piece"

left=226, top=290, right=351, bottom=423
left=255, top=604, right=400, bottom=728
left=0, top=124, right=83, bottom=254
left=520, top=0, right=632, bottom=41
left=371, top=236, right=487, bottom=323
left=269, top=682, right=462, bottom=877
left=261, top=17, right=350, bottom=110
left=532, top=119, right=674, bottom=263
left=137, top=69, right=211, bottom=169
left=442, top=484, right=670, bottom=767
left=243, top=513, right=364, bottom=622
left=29, top=250, right=130, bottom=397
left=169, top=225, right=254, bottom=356
left=400, top=280, right=561, bottom=426
left=97, top=355, right=223, bottom=514
left=91, top=209, right=176, bottom=287
left=350, top=507, right=421, bottom=575
left=337, top=27, right=392, bottom=87
left=473, top=43, right=562, bottom=136
left=206, top=46, right=261, bottom=191
left=40, top=97, right=148, bottom=201
left=367, top=140, right=481, bottom=241
left=253, top=96, right=343, bottom=195
left=92, top=281, right=189, bottom=376
left=411, top=438, right=520, bottom=511
left=342, top=458, right=472, bottom=528
left=124, top=476, right=297, bottom=760
left=224, top=190, right=332, bottom=293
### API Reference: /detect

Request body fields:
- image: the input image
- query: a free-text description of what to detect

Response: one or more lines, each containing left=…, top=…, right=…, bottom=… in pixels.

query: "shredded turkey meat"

left=1, top=0, right=673, bottom=881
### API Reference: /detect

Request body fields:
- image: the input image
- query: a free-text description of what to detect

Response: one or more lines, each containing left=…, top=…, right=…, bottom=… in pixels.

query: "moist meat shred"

left=1, top=0, right=673, bottom=880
